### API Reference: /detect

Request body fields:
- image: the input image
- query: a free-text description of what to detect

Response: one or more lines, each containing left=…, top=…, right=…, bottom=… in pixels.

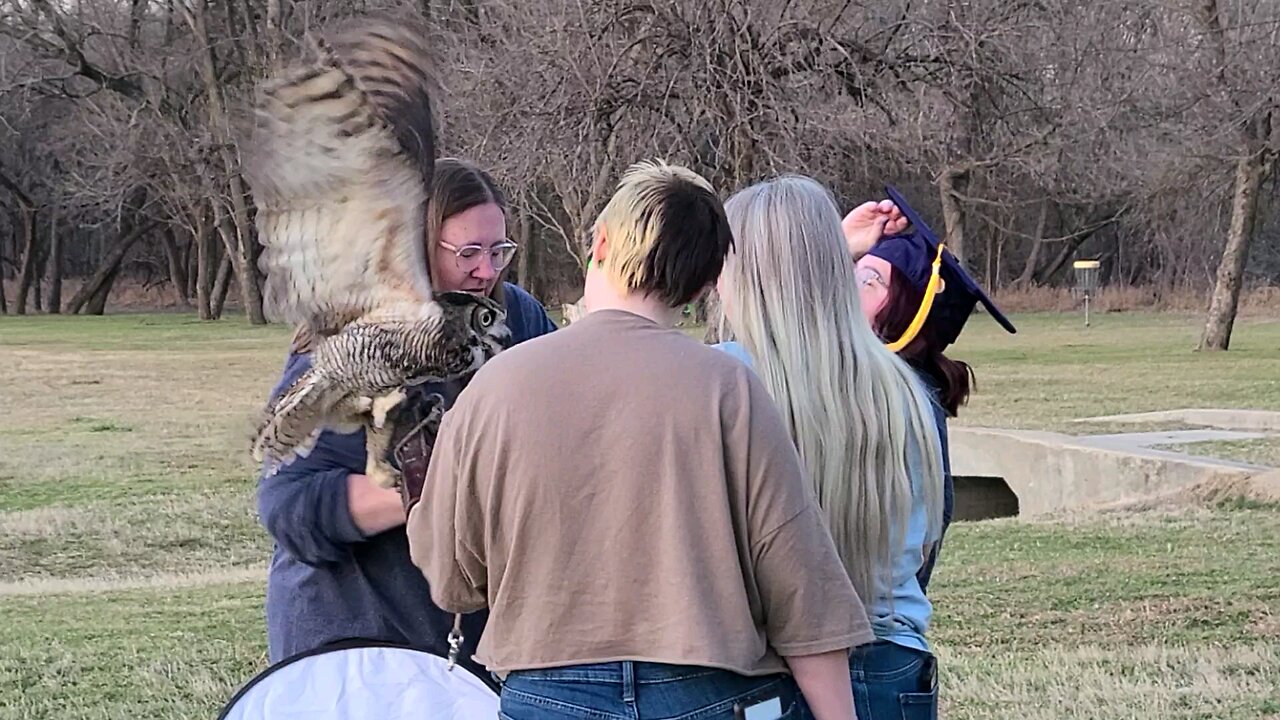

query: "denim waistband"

left=505, top=660, right=744, bottom=685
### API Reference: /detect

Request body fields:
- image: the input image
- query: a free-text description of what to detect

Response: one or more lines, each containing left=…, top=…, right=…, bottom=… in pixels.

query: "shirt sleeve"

left=904, top=411, right=946, bottom=546
left=255, top=353, right=370, bottom=566
left=752, top=505, right=875, bottom=656
left=933, top=402, right=954, bottom=532
left=406, top=398, right=489, bottom=614
left=508, top=283, right=560, bottom=340
left=741, top=376, right=875, bottom=656
left=257, top=456, right=366, bottom=566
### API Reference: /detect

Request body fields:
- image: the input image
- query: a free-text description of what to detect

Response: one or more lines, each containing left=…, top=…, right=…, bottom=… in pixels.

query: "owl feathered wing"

left=243, top=17, right=441, bottom=335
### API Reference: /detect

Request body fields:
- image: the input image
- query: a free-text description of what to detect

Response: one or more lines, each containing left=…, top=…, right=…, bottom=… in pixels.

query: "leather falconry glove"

left=387, top=387, right=450, bottom=513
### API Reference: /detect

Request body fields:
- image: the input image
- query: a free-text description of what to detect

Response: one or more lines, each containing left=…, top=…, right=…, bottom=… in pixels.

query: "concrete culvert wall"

left=953, top=476, right=1020, bottom=521
left=948, top=426, right=1270, bottom=516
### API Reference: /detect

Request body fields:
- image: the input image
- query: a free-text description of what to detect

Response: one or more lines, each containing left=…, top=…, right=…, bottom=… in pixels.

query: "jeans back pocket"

left=897, top=689, right=937, bottom=720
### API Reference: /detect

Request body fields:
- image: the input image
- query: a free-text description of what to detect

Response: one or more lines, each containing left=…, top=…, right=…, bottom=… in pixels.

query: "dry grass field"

left=1, top=309, right=1278, bottom=719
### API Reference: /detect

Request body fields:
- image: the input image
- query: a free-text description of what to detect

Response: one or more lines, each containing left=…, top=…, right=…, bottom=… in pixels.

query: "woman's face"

left=854, top=255, right=893, bottom=328
left=714, top=272, right=731, bottom=319
left=431, top=202, right=513, bottom=295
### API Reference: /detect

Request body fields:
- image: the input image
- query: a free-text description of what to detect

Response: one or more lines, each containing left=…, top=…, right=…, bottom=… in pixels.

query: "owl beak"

left=490, top=324, right=513, bottom=352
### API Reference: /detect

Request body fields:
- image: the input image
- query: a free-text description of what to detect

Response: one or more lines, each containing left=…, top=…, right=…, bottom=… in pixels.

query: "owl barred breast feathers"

left=243, top=15, right=511, bottom=488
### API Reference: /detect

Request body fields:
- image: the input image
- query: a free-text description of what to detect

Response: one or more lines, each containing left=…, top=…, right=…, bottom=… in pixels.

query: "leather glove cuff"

left=389, top=391, right=447, bottom=513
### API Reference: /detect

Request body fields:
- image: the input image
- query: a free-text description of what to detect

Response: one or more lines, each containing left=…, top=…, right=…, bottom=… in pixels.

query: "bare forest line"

left=1, top=0, right=1277, bottom=349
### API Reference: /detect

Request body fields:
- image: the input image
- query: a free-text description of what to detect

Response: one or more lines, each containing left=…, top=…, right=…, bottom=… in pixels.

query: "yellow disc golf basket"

left=1071, top=259, right=1102, bottom=327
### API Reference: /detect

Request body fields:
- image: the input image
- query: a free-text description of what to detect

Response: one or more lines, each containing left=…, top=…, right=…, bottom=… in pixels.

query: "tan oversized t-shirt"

left=406, top=308, right=873, bottom=676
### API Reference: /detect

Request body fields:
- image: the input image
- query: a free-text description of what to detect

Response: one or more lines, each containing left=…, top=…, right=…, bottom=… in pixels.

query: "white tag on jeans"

left=742, top=696, right=783, bottom=720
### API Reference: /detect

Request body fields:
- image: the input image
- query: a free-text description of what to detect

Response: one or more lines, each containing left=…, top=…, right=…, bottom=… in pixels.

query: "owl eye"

left=476, top=308, right=494, bottom=329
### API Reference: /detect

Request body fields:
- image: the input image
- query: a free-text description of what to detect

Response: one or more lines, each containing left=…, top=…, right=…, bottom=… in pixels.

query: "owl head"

left=426, top=291, right=512, bottom=379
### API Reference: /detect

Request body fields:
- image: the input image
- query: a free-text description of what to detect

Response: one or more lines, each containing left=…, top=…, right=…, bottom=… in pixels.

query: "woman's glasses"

left=438, top=240, right=519, bottom=273
left=855, top=266, right=886, bottom=290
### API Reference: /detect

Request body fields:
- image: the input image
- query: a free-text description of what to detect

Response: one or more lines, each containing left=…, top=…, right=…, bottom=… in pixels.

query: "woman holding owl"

left=254, top=158, right=557, bottom=686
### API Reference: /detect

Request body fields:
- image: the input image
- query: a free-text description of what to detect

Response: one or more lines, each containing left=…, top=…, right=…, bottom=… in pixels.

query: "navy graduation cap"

left=865, top=185, right=1016, bottom=350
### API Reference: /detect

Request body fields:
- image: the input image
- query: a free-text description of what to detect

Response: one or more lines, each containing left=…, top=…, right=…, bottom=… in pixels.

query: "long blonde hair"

left=713, top=175, right=944, bottom=604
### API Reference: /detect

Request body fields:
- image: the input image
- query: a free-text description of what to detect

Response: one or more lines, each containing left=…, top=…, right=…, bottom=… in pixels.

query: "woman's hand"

left=347, top=473, right=408, bottom=535
left=842, top=200, right=907, bottom=259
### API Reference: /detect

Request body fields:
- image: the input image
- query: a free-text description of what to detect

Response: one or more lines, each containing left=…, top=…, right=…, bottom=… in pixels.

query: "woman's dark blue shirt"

left=912, top=369, right=953, bottom=592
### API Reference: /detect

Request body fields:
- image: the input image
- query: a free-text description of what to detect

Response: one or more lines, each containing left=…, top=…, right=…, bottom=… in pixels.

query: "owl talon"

left=371, top=389, right=407, bottom=430
left=367, top=459, right=402, bottom=489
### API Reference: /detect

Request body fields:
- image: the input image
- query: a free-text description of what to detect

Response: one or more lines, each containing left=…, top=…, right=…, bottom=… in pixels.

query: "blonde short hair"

left=592, top=160, right=732, bottom=307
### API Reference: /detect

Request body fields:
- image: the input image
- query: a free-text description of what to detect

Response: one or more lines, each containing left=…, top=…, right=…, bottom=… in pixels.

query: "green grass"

left=932, top=507, right=1280, bottom=719
left=0, top=581, right=267, bottom=720
left=944, top=311, right=1280, bottom=431
left=931, top=507, right=1280, bottom=647
left=0, top=510, right=1275, bottom=719
left=2, top=309, right=1279, bottom=718
left=1161, top=437, right=1280, bottom=468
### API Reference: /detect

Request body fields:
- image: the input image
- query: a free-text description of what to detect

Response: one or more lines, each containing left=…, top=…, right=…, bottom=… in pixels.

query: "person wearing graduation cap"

left=846, top=186, right=1018, bottom=591
left=711, top=175, right=949, bottom=720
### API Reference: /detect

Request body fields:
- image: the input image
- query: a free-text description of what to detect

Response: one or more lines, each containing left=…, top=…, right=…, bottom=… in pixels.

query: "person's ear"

left=593, top=227, right=607, bottom=262
left=588, top=226, right=608, bottom=269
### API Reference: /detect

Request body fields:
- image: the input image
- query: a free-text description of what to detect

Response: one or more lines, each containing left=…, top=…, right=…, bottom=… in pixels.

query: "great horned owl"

left=243, top=15, right=509, bottom=488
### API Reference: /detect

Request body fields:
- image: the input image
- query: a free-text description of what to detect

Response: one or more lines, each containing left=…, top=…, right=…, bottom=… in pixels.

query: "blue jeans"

left=849, top=641, right=938, bottom=720
left=498, top=661, right=805, bottom=719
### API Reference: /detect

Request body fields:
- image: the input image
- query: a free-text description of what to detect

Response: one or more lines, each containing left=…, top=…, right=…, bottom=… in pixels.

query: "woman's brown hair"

left=424, top=158, right=510, bottom=296
left=874, top=266, right=975, bottom=416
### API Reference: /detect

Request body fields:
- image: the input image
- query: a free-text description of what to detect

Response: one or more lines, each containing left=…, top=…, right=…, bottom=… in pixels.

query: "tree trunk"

left=32, top=227, right=46, bottom=312
left=210, top=197, right=264, bottom=322
left=64, top=220, right=156, bottom=314
left=211, top=254, right=234, bottom=319
left=164, top=0, right=176, bottom=44
left=85, top=263, right=122, bottom=315
left=516, top=206, right=533, bottom=292
left=937, top=167, right=969, bottom=265
left=182, top=232, right=196, bottom=299
left=184, top=0, right=267, bottom=324
left=1199, top=151, right=1270, bottom=351
left=985, top=222, right=996, bottom=290
left=15, top=205, right=38, bottom=314
left=265, top=0, right=282, bottom=65
left=46, top=210, right=62, bottom=314
left=1016, top=199, right=1052, bottom=288
left=160, top=226, right=190, bottom=304
left=1038, top=234, right=1089, bottom=285
left=195, top=206, right=215, bottom=320
left=227, top=177, right=266, bottom=324
left=0, top=162, right=34, bottom=315
left=129, top=0, right=147, bottom=47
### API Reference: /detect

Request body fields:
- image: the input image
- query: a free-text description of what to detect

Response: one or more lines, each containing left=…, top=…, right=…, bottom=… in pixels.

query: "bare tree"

left=0, top=0, right=1277, bottom=320
left=1194, top=0, right=1278, bottom=350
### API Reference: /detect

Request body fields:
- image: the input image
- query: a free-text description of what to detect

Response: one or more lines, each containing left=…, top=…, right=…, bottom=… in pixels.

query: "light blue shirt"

left=714, top=341, right=935, bottom=653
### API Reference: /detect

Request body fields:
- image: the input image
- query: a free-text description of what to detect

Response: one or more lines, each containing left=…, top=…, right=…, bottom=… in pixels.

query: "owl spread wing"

left=243, top=17, right=442, bottom=334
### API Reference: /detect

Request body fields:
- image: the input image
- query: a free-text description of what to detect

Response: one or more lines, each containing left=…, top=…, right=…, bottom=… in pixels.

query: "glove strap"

left=446, top=613, right=464, bottom=670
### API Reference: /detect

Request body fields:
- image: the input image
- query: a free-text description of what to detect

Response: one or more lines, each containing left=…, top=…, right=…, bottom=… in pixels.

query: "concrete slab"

left=1073, top=409, right=1280, bottom=432
left=1078, top=429, right=1272, bottom=453
left=948, top=426, right=1272, bottom=516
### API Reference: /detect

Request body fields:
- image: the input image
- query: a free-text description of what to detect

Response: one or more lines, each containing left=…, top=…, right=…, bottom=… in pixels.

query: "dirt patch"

left=1099, top=471, right=1280, bottom=512
left=1173, top=471, right=1280, bottom=505
left=0, top=565, right=265, bottom=597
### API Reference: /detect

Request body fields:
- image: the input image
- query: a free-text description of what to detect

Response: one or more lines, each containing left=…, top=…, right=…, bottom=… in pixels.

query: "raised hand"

left=841, top=200, right=907, bottom=259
